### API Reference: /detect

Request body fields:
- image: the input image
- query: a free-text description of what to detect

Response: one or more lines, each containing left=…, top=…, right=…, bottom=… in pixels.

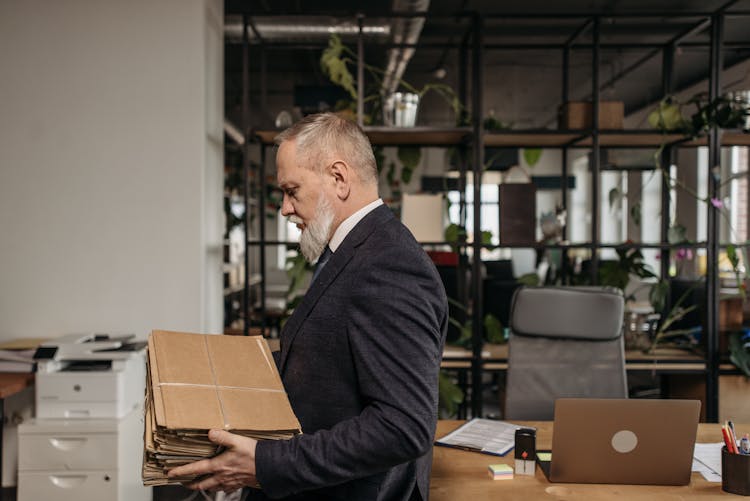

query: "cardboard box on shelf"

left=559, top=101, right=624, bottom=130
left=720, top=295, right=743, bottom=333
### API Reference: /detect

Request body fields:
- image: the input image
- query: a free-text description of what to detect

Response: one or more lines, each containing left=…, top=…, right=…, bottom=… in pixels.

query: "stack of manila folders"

left=143, top=330, right=301, bottom=486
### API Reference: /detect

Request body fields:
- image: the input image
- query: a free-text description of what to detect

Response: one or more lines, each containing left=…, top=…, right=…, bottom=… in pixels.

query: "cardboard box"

left=148, top=330, right=300, bottom=433
left=559, top=101, right=624, bottom=129
left=144, top=330, right=301, bottom=485
left=720, top=295, right=743, bottom=333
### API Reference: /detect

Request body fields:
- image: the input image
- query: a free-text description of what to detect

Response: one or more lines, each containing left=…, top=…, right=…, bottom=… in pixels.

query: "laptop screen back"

left=549, top=398, right=701, bottom=485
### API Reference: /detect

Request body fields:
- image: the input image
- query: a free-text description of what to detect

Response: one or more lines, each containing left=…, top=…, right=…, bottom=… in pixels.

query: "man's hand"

left=168, top=429, right=259, bottom=493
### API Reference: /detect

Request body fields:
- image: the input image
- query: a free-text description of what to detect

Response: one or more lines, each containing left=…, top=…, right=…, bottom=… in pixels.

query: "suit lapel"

left=279, top=205, right=393, bottom=373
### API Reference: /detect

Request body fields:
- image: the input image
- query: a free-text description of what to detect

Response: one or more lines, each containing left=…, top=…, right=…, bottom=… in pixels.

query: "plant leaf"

left=608, top=187, right=622, bottom=210
left=517, top=272, right=540, bottom=286
left=397, top=146, right=421, bottom=170
left=484, top=314, right=504, bottom=344
left=438, top=370, right=464, bottom=418
left=630, top=203, right=642, bottom=226
left=523, top=148, right=542, bottom=167
left=667, top=224, right=688, bottom=244
left=320, top=34, right=357, bottom=99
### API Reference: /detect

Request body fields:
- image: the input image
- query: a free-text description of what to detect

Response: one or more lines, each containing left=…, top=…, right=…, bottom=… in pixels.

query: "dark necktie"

left=311, top=246, right=332, bottom=283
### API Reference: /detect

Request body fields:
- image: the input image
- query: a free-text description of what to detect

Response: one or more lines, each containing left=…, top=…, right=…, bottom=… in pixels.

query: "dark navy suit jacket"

left=254, top=204, right=448, bottom=500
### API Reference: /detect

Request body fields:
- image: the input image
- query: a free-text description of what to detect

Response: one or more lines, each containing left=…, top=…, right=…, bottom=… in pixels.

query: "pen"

left=726, top=421, right=740, bottom=454
left=741, top=434, right=750, bottom=455
left=723, top=426, right=738, bottom=454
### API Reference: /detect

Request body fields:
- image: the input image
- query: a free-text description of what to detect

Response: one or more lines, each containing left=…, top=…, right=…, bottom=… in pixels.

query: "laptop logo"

left=611, top=430, right=638, bottom=453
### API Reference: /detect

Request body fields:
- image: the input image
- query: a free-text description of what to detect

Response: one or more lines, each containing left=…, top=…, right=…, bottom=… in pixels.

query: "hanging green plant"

left=397, top=146, right=421, bottom=184
left=320, top=35, right=357, bottom=100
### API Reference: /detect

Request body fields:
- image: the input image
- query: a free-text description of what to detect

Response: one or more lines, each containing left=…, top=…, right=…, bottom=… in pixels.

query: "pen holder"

left=722, top=446, right=750, bottom=495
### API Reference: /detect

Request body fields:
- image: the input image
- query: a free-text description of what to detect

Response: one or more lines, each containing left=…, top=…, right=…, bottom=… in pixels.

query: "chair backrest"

left=504, top=286, right=627, bottom=420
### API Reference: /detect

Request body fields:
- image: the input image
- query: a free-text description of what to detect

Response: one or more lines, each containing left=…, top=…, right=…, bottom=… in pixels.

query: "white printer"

left=33, top=333, right=146, bottom=419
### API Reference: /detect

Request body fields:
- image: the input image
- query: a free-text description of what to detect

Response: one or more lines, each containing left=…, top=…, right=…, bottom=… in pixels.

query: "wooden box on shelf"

left=720, top=295, right=743, bottom=332
left=559, top=101, right=624, bottom=129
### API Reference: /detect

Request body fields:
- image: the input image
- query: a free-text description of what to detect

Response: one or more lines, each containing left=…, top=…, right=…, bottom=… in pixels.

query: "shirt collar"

left=328, top=199, right=383, bottom=252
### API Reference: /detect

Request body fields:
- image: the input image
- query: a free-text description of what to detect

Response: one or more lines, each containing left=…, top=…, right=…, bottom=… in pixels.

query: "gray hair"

left=274, top=113, right=378, bottom=186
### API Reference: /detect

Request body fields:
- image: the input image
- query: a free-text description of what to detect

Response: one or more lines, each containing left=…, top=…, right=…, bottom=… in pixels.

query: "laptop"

left=537, top=398, right=701, bottom=485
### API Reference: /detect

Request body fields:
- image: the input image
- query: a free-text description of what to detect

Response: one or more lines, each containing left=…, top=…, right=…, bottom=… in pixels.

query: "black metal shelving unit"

left=232, top=6, right=750, bottom=422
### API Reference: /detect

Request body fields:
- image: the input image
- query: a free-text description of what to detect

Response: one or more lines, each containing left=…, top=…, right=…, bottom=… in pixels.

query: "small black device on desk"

left=515, top=428, right=536, bottom=475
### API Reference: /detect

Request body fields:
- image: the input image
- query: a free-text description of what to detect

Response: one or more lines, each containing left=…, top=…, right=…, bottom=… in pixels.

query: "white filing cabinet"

left=17, top=407, right=150, bottom=501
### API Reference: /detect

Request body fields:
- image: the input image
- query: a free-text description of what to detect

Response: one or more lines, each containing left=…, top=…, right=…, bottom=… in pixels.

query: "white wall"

left=0, top=0, right=224, bottom=340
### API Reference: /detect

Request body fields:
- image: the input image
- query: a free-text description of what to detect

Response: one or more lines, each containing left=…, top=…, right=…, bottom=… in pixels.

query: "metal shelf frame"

left=234, top=5, right=750, bottom=421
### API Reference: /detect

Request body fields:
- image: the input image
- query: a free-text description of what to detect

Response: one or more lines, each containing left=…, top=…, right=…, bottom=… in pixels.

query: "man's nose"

left=280, top=194, right=293, bottom=216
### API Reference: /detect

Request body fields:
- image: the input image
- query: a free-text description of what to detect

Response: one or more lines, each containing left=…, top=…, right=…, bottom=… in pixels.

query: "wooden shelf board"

left=254, top=130, right=279, bottom=144
left=254, top=128, right=750, bottom=148
left=484, top=131, right=583, bottom=147
left=363, top=127, right=471, bottom=146
left=255, top=127, right=472, bottom=146
left=574, top=132, right=687, bottom=147
left=682, top=132, right=750, bottom=147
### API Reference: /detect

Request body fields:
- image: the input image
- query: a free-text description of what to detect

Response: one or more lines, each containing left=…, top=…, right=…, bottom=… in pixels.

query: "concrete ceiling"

left=224, top=0, right=750, bottom=129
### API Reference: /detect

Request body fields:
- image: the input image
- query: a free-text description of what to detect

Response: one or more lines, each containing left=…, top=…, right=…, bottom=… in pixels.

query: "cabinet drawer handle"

left=49, top=474, right=87, bottom=488
left=49, top=437, right=87, bottom=451
left=64, top=410, right=90, bottom=418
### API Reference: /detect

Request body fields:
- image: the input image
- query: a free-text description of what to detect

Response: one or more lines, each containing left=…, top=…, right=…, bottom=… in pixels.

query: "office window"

left=277, top=213, right=301, bottom=269
left=730, top=146, right=749, bottom=243
left=447, top=183, right=500, bottom=246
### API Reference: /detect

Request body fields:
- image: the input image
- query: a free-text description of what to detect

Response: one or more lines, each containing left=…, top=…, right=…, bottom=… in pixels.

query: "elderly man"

left=170, top=113, right=448, bottom=500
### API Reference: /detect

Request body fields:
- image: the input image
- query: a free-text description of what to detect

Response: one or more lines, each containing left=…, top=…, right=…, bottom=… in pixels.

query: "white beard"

left=298, top=194, right=334, bottom=263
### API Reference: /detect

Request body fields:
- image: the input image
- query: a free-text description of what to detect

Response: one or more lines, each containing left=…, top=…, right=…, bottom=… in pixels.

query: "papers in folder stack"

left=143, top=330, right=302, bottom=486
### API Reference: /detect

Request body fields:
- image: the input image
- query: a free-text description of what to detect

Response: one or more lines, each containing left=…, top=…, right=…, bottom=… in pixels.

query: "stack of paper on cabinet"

left=143, top=330, right=301, bottom=486
left=0, top=338, right=46, bottom=373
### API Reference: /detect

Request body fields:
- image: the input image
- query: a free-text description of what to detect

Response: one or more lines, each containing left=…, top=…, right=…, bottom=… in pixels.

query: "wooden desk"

left=431, top=420, right=734, bottom=499
left=442, top=343, right=731, bottom=372
left=0, top=374, right=33, bottom=501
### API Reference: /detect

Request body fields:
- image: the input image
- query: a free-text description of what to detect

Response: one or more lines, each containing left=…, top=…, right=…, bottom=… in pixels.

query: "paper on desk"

left=435, top=418, right=526, bottom=456
left=692, top=442, right=723, bottom=482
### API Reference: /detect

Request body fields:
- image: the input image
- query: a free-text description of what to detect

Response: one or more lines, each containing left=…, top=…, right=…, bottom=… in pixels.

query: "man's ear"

left=329, top=160, right=351, bottom=200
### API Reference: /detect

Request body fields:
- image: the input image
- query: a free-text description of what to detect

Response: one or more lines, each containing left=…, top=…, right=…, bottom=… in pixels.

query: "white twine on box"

left=204, top=335, right=230, bottom=430
left=157, top=382, right=283, bottom=392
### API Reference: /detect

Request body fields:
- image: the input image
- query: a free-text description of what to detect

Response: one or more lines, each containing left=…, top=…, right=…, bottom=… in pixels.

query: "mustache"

left=288, top=215, right=304, bottom=226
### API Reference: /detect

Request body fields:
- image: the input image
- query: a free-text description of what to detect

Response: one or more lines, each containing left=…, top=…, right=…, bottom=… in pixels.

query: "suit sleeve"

left=254, top=242, right=447, bottom=497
